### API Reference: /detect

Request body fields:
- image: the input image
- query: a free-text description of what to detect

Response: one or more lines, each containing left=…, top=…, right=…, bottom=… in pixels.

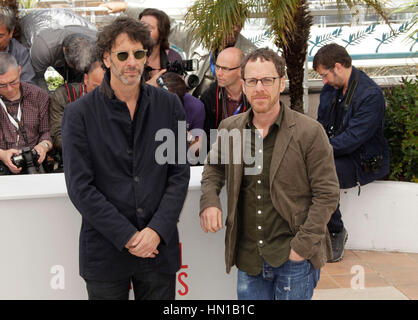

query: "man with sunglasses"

left=313, top=43, right=389, bottom=263
left=200, top=47, right=250, bottom=150
left=0, top=52, right=52, bottom=175
left=61, top=17, right=190, bottom=300
left=200, top=48, right=339, bottom=300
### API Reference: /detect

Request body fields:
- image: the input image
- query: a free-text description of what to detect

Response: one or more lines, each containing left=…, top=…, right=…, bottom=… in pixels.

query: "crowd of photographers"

left=0, top=6, right=219, bottom=174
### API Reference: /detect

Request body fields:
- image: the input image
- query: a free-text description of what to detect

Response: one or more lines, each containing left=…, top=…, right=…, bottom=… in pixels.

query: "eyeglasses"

left=319, top=68, right=332, bottom=79
left=214, top=64, right=241, bottom=72
left=111, top=49, right=148, bottom=62
left=0, top=78, right=20, bottom=89
left=243, top=77, right=281, bottom=87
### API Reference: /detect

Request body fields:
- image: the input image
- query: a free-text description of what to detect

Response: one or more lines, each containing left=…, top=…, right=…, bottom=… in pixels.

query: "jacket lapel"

left=269, top=105, right=295, bottom=188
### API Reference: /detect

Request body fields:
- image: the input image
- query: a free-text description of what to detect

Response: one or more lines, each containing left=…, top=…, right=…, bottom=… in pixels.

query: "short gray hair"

left=0, top=7, right=16, bottom=33
left=0, top=52, right=18, bottom=75
left=63, top=33, right=96, bottom=74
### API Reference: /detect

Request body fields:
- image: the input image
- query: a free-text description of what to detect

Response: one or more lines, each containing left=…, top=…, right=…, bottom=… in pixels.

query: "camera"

left=361, top=155, right=382, bottom=173
left=11, top=147, right=44, bottom=174
left=0, top=160, right=10, bottom=175
left=326, top=125, right=336, bottom=139
left=166, top=59, right=198, bottom=74
left=166, top=60, right=200, bottom=89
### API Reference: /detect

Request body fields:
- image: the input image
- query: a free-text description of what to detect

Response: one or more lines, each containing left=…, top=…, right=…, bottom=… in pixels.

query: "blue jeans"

left=237, top=259, right=320, bottom=300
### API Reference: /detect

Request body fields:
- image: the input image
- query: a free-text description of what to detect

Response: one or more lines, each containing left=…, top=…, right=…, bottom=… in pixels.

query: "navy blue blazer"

left=317, top=67, right=389, bottom=188
left=62, top=72, right=190, bottom=281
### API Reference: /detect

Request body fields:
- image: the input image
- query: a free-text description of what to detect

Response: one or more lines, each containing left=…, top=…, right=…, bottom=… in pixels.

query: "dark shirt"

left=62, top=71, right=190, bottom=281
left=237, top=105, right=293, bottom=276
left=226, top=95, right=244, bottom=118
left=0, top=82, right=51, bottom=150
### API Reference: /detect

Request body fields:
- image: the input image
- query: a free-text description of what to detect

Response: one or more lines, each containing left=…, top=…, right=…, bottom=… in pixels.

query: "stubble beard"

left=110, top=57, right=142, bottom=86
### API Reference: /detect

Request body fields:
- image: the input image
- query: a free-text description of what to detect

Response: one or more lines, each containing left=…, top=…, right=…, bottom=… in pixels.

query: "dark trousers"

left=86, top=270, right=176, bottom=300
left=327, top=203, right=344, bottom=234
left=327, top=156, right=356, bottom=234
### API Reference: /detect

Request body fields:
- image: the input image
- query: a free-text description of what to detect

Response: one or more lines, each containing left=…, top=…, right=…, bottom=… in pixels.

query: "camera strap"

left=0, top=97, right=30, bottom=147
left=326, top=68, right=360, bottom=136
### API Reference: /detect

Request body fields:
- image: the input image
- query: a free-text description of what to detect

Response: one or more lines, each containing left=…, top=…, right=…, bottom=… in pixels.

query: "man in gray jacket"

left=30, top=25, right=96, bottom=90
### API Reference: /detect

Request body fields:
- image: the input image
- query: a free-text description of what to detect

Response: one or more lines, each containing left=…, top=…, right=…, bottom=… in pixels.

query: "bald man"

left=200, top=47, right=250, bottom=145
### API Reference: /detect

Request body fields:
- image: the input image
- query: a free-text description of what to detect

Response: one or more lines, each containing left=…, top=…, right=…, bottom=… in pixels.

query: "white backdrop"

left=0, top=168, right=417, bottom=299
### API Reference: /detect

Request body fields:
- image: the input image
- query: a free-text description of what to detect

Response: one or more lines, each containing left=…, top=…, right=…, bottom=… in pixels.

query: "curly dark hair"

left=313, top=43, right=352, bottom=71
left=139, top=8, right=171, bottom=51
left=96, top=16, right=154, bottom=69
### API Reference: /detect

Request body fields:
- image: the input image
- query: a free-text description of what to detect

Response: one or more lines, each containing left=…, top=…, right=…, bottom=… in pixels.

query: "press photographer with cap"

left=0, top=52, right=52, bottom=175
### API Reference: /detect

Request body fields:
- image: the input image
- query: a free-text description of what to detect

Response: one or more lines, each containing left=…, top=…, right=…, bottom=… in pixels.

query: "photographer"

left=30, top=26, right=97, bottom=90
left=0, top=52, right=51, bottom=175
left=158, top=72, right=205, bottom=163
left=139, top=8, right=183, bottom=86
left=314, top=44, right=390, bottom=263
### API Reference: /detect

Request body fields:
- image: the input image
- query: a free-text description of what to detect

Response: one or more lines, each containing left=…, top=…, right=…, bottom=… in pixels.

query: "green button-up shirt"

left=236, top=105, right=294, bottom=275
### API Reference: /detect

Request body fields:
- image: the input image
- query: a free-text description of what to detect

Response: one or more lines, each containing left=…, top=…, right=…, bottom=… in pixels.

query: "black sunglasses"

left=111, top=49, right=148, bottom=61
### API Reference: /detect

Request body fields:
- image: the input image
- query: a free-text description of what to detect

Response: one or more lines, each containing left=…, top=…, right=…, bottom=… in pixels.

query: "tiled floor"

left=313, top=250, right=418, bottom=300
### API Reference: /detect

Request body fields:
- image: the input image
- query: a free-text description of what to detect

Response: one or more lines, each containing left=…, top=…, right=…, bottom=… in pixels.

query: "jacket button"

left=127, top=148, right=133, bottom=155
left=134, top=176, right=140, bottom=183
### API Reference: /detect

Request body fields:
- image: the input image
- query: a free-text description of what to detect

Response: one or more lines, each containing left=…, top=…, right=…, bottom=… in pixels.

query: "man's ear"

left=279, top=76, right=286, bottom=93
left=334, top=62, right=343, bottom=72
left=103, top=52, right=111, bottom=69
left=18, top=66, right=21, bottom=77
left=241, top=79, right=246, bottom=95
left=83, top=73, right=88, bottom=86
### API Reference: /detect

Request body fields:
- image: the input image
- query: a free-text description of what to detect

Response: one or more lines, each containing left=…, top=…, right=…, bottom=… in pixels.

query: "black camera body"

left=166, top=60, right=200, bottom=89
left=0, top=160, right=10, bottom=175
left=11, top=146, right=44, bottom=174
left=361, top=155, right=383, bottom=173
left=166, top=59, right=197, bottom=74
left=326, top=126, right=336, bottom=139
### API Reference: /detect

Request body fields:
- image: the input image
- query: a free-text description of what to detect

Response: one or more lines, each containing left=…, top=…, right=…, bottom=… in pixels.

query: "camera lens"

left=184, top=74, right=199, bottom=89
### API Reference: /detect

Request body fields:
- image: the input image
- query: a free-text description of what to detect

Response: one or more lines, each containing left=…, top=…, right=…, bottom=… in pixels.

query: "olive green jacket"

left=200, top=105, right=340, bottom=273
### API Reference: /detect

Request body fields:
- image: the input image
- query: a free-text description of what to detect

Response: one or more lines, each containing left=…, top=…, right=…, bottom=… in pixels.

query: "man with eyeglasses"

left=61, top=17, right=190, bottom=300
left=0, top=52, right=52, bottom=175
left=199, top=48, right=339, bottom=300
left=200, top=47, right=250, bottom=149
left=313, top=43, right=389, bottom=263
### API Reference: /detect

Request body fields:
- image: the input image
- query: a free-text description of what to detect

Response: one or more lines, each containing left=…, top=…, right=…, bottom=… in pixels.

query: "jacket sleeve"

left=62, top=103, right=137, bottom=251
left=330, top=87, right=385, bottom=157
left=13, top=42, right=36, bottom=85
left=50, top=86, right=67, bottom=151
left=199, top=120, right=227, bottom=214
left=290, top=123, right=340, bottom=259
left=147, top=96, right=190, bottom=245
